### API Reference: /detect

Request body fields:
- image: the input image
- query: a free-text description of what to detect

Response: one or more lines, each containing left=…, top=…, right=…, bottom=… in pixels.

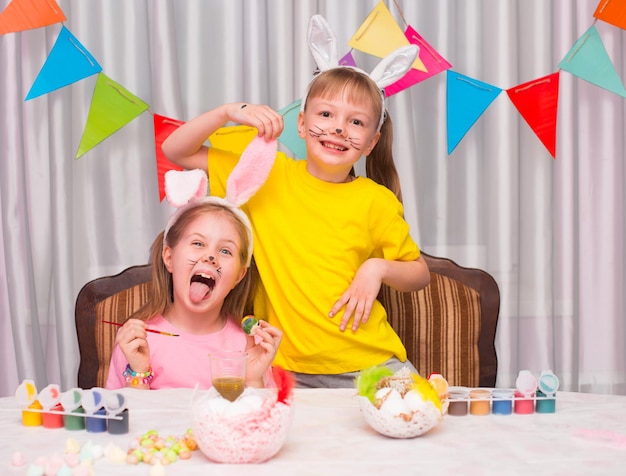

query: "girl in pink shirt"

left=106, top=167, right=282, bottom=390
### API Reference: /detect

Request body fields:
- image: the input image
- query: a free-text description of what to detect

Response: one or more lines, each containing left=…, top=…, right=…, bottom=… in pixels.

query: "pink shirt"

left=105, top=315, right=272, bottom=389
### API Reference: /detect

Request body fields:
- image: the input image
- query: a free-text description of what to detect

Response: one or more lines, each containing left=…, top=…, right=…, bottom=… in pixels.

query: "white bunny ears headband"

left=302, top=14, right=420, bottom=131
left=163, top=136, right=278, bottom=267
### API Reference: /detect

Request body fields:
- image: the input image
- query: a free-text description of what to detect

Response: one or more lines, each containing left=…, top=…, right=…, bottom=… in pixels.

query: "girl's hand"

left=328, top=258, right=384, bottom=332
left=228, top=103, right=284, bottom=141
left=244, top=320, right=282, bottom=387
left=114, top=318, right=151, bottom=374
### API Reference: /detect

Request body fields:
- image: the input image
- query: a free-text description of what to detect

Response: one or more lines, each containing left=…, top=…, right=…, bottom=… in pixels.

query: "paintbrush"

left=102, top=320, right=179, bottom=337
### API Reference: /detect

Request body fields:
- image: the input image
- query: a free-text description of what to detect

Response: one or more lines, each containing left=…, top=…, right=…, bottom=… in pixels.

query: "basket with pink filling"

left=192, top=368, right=294, bottom=464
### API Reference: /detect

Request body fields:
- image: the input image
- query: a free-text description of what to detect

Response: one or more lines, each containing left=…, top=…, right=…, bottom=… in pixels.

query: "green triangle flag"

left=558, top=25, right=626, bottom=98
left=75, top=73, right=149, bottom=158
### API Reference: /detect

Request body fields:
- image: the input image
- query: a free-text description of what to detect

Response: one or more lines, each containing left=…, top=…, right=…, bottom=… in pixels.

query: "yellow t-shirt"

left=209, top=148, right=420, bottom=374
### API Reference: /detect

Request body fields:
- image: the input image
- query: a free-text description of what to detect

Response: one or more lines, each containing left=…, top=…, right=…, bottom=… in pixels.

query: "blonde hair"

left=131, top=202, right=256, bottom=322
left=305, top=68, right=403, bottom=202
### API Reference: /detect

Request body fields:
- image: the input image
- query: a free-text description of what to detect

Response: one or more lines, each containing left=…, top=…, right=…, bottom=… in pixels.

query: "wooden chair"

left=75, top=264, right=152, bottom=389
left=379, top=252, right=500, bottom=387
left=75, top=253, right=499, bottom=389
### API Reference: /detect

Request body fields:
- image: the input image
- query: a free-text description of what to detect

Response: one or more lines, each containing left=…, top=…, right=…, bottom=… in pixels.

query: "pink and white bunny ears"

left=163, top=136, right=278, bottom=266
left=302, top=15, right=419, bottom=130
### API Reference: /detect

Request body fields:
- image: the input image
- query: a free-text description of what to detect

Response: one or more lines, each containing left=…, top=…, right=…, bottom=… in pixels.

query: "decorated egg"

left=376, top=387, right=408, bottom=416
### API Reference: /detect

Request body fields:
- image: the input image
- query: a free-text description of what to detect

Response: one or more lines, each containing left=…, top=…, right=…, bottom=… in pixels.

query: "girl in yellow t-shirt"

left=162, top=15, right=431, bottom=388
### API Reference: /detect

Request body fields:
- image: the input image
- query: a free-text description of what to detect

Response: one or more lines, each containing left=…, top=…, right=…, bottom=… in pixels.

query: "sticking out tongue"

left=189, top=275, right=214, bottom=303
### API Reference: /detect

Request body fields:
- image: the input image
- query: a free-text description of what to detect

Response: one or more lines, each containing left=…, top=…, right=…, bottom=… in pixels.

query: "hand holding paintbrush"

left=102, top=320, right=179, bottom=337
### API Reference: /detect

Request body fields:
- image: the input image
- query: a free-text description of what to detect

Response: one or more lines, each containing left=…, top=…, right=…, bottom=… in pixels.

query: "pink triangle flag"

left=506, top=72, right=560, bottom=159
left=75, top=73, right=149, bottom=158
left=25, top=26, right=101, bottom=100
left=385, top=25, right=452, bottom=97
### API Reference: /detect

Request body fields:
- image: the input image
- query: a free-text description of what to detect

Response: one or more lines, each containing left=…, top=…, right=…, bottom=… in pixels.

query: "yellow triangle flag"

left=348, top=1, right=426, bottom=72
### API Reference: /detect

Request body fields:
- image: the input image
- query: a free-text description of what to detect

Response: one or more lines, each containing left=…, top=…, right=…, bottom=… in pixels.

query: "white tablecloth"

left=1, top=388, right=626, bottom=475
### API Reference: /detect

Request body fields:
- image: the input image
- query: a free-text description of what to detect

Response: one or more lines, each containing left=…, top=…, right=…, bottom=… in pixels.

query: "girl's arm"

left=162, top=103, right=284, bottom=171
left=244, top=320, right=283, bottom=388
left=329, top=255, right=430, bottom=332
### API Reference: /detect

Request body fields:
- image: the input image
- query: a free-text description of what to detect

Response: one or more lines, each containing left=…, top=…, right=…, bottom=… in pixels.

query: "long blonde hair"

left=304, top=68, right=403, bottom=202
left=131, top=202, right=256, bottom=322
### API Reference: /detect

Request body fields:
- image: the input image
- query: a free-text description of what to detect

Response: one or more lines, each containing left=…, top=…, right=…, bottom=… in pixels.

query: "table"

left=1, top=388, right=626, bottom=475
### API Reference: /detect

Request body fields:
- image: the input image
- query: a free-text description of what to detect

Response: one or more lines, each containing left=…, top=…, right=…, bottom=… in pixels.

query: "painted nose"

left=335, top=128, right=343, bottom=134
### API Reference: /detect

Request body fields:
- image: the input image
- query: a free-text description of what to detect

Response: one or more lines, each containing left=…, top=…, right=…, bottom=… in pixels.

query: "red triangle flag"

left=506, top=72, right=560, bottom=159
left=0, top=0, right=66, bottom=35
left=153, top=114, right=184, bottom=202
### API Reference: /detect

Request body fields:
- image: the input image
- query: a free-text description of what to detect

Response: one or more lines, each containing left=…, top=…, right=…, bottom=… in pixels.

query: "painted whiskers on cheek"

left=187, top=259, right=222, bottom=276
left=308, top=124, right=362, bottom=151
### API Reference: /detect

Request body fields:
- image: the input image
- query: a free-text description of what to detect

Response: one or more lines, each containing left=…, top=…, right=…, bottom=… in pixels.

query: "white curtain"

left=1, top=0, right=624, bottom=397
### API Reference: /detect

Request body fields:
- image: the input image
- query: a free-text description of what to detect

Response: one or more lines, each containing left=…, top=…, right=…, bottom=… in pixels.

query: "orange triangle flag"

left=0, top=0, right=66, bottom=35
left=506, top=72, right=560, bottom=159
left=348, top=1, right=426, bottom=72
left=153, top=114, right=184, bottom=202
left=594, top=0, right=626, bottom=29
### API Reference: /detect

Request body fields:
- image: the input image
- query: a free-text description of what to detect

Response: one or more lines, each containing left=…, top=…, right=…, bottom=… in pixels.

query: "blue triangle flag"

left=278, top=99, right=306, bottom=159
left=558, top=25, right=626, bottom=98
left=446, top=71, right=502, bottom=154
left=25, top=26, right=101, bottom=100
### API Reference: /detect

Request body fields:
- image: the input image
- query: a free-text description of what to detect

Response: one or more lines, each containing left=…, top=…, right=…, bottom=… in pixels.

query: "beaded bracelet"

left=123, top=364, right=154, bottom=386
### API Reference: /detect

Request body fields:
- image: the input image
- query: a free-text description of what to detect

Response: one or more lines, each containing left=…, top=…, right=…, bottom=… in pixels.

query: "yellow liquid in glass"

left=212, top=377, right=245, bottom=402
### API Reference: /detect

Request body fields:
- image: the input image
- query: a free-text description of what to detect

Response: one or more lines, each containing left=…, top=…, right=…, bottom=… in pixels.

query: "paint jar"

left=61, top=388, right=85, bottom=431
left=514, top=370, right=537, bottom=414
left=106, top=393, right=129, bottom=434
left=491, top=389, right=513, bottom=415
left=535, top=370, right=559, bottom=413
left=107, top=409, right=129, bottom=434
left=64, top=407, right=85, bottom=431
left=22, top=400, right=43, bottom=427
left=447, top=387, right=469, bottom=416
left=535, top=390, right=556, bottom=413
left=85, top=407, right=107, bottom=433
left=42, top=403, right=65, bottom=428
left=513, top=390, right=535, bottom=414
left=469, top=389, right=491, bottom=415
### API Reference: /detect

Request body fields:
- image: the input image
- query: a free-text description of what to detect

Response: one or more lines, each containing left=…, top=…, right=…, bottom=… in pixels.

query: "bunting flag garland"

left=385, top=24, right=452, bottom=97
left=446, top=71, right=502, bottom=154
left=75, top=73, right=149, bottom=158
left=0, top=0, right=65, bottom=35
left=25, top=26, right=102, bottom=100
left=278, top=100, right=306, bottom=160
left=348, top=0, right=427, bottom=73
left=153, top=114, right=184, bottom=201
left=10, top=0, right=626, bottom=170
left=558, top=25, right=626, bottom=98
left=593, top=0, right=626, bottom=29
left=506, top=72, right=560, bottom=159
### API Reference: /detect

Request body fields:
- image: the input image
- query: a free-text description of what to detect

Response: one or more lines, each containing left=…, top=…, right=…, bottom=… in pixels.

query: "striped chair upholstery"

left=378, top=253, right=500, bottom=388
left=75, top=265, right=152, bottom=389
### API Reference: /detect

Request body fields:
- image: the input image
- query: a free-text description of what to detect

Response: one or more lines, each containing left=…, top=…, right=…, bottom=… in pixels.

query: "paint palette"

left=14, top=380, right=129, bottom=434
left=444, top=370, right=560, bottom=416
